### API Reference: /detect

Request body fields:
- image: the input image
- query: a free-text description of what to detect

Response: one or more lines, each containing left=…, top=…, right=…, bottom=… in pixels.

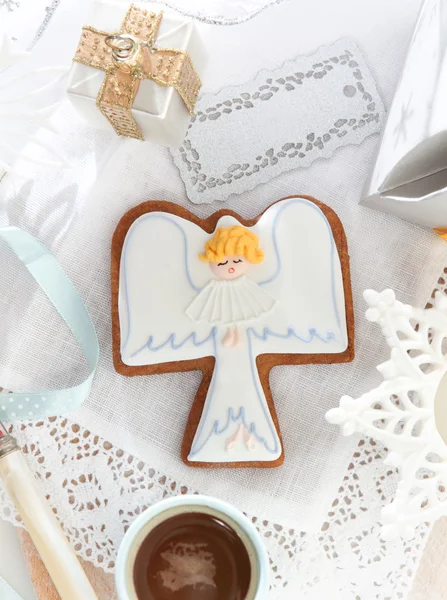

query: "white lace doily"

left=7, top=266, right=447, bottom=596
left=0, top=418, right=430, bottom=599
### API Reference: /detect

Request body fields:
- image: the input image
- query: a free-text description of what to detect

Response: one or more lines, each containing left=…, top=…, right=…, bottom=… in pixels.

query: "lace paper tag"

left=172, top=37, right=384, bottom=204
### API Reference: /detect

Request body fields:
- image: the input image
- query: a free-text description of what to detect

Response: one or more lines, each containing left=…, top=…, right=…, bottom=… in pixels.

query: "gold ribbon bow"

left=73, top=5, right=201, bottom=141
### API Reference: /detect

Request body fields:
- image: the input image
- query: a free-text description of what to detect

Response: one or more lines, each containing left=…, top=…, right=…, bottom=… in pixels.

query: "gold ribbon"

left=72, top=5, right=201, bottom=141
left=434, top=228, right=447, bottom=241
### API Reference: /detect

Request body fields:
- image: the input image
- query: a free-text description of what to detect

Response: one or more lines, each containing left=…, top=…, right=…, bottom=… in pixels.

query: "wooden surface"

left=410, top=518, right=447, bottom=600
left=18, top=529, right=117, bottom=600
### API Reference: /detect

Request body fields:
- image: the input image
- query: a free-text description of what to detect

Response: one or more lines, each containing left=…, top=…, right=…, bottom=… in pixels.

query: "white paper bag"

left=362, top=0, right=447, bottom=228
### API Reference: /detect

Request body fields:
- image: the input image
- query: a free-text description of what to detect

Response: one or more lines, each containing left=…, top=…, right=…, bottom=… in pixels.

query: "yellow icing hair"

left=200, top=226, right=264, bottom=264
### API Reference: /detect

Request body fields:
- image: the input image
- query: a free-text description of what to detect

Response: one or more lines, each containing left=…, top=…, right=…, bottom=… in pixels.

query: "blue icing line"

left=248, top=326, right=335, bottom=344
left=246, top=330, right=280, bottom=453
left=259, top=197, right=341, bottom=331
left=189, top=406, right=278, bottom=457
left=190, top=324, right=337, bottom=458
left=131, top=328, right=216, bottom=358
left=122, top=213, right=201, bottom=352
left=188, top=329, right=219, bottom=454
left=189, top=330, right=279, bottom=457
left=123, top=199, right=343, bottom=355
left=121, top=199, right=344, bottom=459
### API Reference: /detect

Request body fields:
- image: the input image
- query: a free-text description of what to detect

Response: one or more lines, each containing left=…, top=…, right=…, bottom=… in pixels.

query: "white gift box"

left=67, top=1, right=207, bottom=148
left=362, top=0, right=447, bottom=228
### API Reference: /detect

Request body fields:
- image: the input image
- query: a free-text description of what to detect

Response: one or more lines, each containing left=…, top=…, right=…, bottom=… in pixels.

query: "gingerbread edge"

left=110, top=195, right=354, bottom=468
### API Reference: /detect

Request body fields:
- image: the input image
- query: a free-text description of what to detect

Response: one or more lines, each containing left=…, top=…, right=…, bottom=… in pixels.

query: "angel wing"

left=249, top=197, right=348, bottom=355
left=119, top=212, right=215, bottom=366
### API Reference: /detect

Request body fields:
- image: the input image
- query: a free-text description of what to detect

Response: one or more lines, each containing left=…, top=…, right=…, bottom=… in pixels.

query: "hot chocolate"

left=132, top=509, right=257, bottom=600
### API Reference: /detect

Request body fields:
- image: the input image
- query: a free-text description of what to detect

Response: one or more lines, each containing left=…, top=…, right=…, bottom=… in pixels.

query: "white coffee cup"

left=115, top=494, right=269, bottom=600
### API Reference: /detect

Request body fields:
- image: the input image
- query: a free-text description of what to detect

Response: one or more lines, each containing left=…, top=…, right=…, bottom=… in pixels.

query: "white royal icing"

left=186, top=276, right=277, bottom=325
left=118, top=197, right=349, bottom=463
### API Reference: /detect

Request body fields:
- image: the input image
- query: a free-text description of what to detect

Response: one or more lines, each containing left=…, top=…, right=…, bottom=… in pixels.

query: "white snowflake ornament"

left=327, top=289, right=447, bottom=539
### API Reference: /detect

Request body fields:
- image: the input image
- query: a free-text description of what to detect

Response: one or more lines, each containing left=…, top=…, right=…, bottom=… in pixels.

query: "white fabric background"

left=1, top=0, right=446, bottom=533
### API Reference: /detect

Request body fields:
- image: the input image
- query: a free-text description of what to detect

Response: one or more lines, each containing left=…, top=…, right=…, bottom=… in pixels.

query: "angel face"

left=209, top=255, right=251, bottom=280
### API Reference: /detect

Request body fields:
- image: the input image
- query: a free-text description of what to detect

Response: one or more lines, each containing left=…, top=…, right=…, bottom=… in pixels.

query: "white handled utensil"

left=0, top=423, right=98, bottom=600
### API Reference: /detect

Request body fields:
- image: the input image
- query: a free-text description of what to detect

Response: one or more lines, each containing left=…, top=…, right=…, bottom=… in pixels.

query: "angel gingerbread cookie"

left=112, top=196, right=354, bottom=467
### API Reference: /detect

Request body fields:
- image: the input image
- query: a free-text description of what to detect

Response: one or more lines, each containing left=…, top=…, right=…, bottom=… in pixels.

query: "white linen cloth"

left=0, top=0, right=445, bottom=536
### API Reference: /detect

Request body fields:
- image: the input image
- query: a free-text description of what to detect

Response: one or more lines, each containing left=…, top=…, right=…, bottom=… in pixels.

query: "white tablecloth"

left=0, top=0, right=445, bottom=597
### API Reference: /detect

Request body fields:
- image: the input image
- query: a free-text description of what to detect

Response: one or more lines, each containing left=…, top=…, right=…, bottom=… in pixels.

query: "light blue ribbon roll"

left=0, top=227, right=99, bottom=420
